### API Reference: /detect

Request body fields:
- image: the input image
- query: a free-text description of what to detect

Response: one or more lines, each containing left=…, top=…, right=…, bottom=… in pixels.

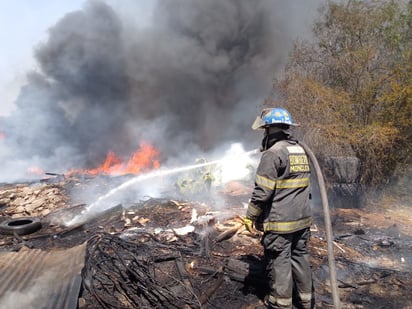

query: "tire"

left=0, top=217, right=42, bottom=236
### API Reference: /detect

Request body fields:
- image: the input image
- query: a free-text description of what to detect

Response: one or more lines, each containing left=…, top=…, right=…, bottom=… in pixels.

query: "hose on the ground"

left=300, top=142, right=341, bottom=309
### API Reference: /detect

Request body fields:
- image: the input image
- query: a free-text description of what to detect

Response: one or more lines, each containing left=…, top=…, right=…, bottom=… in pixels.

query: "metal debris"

left=0, top=243, right=87, bottom=309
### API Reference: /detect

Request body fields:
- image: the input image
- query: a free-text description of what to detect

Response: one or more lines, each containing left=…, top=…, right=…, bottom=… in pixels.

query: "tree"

left=274, top=0, right=411, bottom=191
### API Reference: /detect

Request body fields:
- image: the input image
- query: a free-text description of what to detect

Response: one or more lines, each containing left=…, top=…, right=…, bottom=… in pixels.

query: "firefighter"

left=244, top=107, right=314, bottom=309
left=175, top=158, right=215, bottom=197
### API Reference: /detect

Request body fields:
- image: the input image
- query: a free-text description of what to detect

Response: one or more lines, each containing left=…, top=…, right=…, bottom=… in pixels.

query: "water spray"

left=65, top=147, right=259, bottom=227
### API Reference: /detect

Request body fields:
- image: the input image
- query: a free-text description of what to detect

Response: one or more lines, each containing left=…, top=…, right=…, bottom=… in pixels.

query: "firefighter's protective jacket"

left=246, top=132, right=312, bottom=233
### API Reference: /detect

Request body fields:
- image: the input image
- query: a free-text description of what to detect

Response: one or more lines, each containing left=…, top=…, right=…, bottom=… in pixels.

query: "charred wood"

left=82, top=233, right=202, bottom=309
left=198, top=270, right=225, bottom=305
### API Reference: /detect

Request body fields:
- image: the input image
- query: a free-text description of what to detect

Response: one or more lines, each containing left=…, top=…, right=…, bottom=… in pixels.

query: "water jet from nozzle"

left=65, top=146, right=259, bottom=227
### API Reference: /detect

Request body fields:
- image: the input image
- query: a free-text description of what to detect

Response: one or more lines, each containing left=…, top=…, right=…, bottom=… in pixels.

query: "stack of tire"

left=323, top=156, right=362, bottom=208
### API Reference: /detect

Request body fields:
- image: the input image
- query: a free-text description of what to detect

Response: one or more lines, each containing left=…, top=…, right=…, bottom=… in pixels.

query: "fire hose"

left=300, top=142, right=341, bottom=309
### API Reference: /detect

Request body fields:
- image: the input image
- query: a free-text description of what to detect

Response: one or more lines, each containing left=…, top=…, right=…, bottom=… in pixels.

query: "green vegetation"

left=272, top=0, right=411, bottom=191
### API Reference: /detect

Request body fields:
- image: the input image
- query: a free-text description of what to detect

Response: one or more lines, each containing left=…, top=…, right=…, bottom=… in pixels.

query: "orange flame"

left=27, top=166, right=44, bottom=176
left=68, top=142, right=160, bottom=176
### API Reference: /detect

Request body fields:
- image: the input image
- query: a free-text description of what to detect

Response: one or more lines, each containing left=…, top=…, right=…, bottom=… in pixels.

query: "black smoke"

left=0, top=0, right=321, bottom=181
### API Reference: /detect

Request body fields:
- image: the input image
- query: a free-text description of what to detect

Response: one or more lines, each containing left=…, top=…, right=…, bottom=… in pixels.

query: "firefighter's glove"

left=244, top=217, right=255, bottom=234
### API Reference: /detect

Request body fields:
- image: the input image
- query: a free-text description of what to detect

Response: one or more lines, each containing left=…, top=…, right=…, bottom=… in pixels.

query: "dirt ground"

left=0, top=176, right=411, bottom=309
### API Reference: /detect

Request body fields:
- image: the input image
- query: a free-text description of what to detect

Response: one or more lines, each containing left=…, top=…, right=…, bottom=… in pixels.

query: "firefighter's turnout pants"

left=262, top=228, right=313, bottom=309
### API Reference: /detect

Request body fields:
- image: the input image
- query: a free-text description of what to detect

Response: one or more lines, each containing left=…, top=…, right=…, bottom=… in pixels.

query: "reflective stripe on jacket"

left=246, top=139, right=312, bottom=233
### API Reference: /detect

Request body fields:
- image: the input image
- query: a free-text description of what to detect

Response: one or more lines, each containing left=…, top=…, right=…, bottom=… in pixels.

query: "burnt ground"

left=0, top=175, right=411, bottom=309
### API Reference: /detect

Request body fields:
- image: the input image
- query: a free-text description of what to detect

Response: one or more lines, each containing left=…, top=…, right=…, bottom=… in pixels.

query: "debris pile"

left=82, top=233, right=201, bottom=309
left=0, top=182, right=69, bottom=218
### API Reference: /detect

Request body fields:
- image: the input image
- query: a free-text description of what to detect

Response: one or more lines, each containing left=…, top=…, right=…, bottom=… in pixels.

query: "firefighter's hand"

left=244, top=217, right=255, bottom=234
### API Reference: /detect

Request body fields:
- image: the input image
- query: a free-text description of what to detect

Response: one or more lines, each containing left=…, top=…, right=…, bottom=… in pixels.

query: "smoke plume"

left=0, top=0, right=321, bottom=182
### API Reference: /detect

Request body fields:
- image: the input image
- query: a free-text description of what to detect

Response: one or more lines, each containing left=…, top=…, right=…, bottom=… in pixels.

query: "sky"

left=0, top=1, right=83, bottom=115
left=0, top=0, right=154, bottom=116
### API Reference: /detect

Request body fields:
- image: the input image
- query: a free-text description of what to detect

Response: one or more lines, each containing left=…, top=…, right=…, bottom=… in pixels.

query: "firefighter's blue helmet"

left=252, top=107, right=299, bottom=130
